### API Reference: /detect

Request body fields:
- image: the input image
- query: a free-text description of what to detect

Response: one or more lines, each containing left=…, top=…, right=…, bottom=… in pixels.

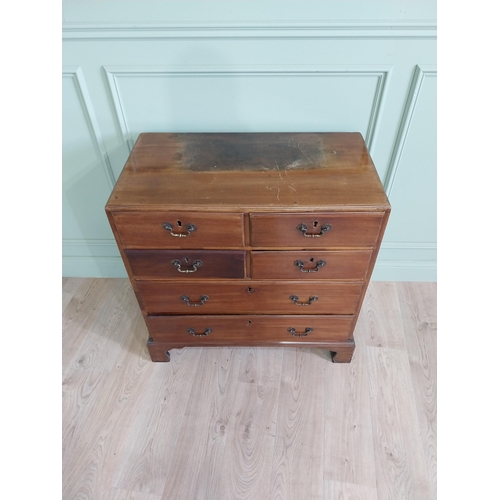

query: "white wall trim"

left=62, top=255, right=436, bottom=281
left=372, top=260, right=436, bottom=282
left=62, top=238, right=436, bottom=281
left=62, top=239, right=436, bottom=251
left=375, top=260, right=437, bottom=268
left=62, top=66, right=116, bottom=188
left=381, top=241, right=436, bottom=250
left=104, top=65, right=391, bottom=153
left=62, top=239, right=119, bottom=259
left=62, top=21, right=437, bottom=40
left=63, top=238, right=116, bottom=245
left=383, top=65, right=437, bottom=196
left=62, top=257, right=126, bottom=278
left=365, top=68, right=391, bottom=152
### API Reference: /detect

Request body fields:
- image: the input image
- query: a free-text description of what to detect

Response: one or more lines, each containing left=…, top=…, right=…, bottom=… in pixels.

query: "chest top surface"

left=106, top=132, right=390, bottom=212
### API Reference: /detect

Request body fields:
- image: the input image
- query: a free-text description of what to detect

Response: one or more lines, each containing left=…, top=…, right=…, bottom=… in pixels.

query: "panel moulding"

left=383, top=65, right=437, bottom=196
left=62, top=21, right=437, bottom=41
left=381, top=241, right=436, bottom=250
left=104, top=65, right=391, bottom=153
left=63, top=66, right=116, bottom=189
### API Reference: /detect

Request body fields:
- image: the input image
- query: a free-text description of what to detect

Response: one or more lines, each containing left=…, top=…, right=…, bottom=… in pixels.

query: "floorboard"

left=62, top=279, right=437, bottom=500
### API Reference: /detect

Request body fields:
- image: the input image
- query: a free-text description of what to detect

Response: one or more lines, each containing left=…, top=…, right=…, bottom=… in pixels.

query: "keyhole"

left=184, top=257, right=189, bottom=263
left=246, top=320, right=252, bottom=326
left=310, top=257, right=314, bottom=262
left=313, top=220, right=318, bottom=228
left=177, top=220, right=182, bottom=227
left=247, top=287, right=256, bottom=294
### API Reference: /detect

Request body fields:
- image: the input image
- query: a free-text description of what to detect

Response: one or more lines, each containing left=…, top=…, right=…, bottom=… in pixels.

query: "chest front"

left=106, top=132, right=390, bottom=362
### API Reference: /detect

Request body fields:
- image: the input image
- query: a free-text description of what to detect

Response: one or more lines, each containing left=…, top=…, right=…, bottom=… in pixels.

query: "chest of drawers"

left=105, top=132, right=390, bottom=363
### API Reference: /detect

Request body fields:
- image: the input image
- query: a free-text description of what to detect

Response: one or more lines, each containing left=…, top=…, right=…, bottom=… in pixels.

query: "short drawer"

left=125, top=250, right=246, bottom=279
left=146, top=315, right=354, bottom=344
left=113, top=211, right=244, bottom=248
left=251, top=250, right=372, bottom=280
left=136, top=280, right=363, bottom=315
left=250, top=212, right=383, bottom=248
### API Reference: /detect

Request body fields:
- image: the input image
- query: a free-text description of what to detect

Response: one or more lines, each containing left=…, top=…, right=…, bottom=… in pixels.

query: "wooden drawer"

left=106, top=132, right=391, bottom=363
left=251, top=250, right=372, bottom=280
left=146, top=315, right=354, bottom=344
left=125, top=250, right=246, bottom=279
left=250, top=212, right=383, bottom=248
left=136, top=280, right=363, bottom=315
left=113, top=211, right=244, bottom=249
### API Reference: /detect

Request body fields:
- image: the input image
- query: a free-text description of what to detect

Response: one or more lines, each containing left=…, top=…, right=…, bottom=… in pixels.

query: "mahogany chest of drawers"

left=105, top=133, right=390, bottom=363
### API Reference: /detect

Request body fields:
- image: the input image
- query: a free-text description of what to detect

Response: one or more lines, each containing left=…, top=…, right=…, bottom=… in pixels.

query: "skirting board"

left=62, top=256, right=436, bottom=282
left=370, top=260, right=436, bottom=282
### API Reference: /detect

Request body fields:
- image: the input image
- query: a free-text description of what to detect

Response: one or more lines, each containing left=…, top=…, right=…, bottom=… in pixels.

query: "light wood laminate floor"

left=62, top=279, right=436, bottom=500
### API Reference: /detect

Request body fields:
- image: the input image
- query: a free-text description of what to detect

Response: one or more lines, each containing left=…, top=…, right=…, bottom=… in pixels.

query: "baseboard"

left=371, top=260, right=436, bottom=282
left=62, top=256, right=436, bottom=281
left=62, top=256, right=127, bottom=278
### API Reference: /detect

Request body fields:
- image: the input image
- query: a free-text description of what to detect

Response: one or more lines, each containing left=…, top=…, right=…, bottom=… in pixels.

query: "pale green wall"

left=62, top=0, right=437, bottom=281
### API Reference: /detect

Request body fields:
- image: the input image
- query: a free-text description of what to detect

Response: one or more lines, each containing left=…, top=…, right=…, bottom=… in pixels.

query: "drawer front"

left=147, top=315, right=354, bottom=344
left=113, top=212, right=244, bottom=248
left=251, top=250, right=372, bottom=280
left=125, top=250, right=246, bottom=279
left=250, top=212, right=383, bottom=248
left=137, top=280, right=363, bottom=315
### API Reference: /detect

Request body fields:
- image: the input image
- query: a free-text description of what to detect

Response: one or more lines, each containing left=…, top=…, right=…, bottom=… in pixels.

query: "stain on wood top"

left=106, top=133, right=390, bottom=212
left=182, top=133, right=326, bottom=171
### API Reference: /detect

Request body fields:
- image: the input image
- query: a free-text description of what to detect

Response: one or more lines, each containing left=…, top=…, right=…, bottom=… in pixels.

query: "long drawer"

left=251, top=250, right=372, bottom=280
left=146, top=315, right=354, bottom=344
left=250, top=212, right=383, bottom=247
left=125, top=250, right=246, bottom=279
left=113, top=211, right=244, bottom=248
left=136, top=280, right=363, bottom=315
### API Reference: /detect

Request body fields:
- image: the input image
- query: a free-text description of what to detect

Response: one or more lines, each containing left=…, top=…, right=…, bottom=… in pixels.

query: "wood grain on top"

left=106, top=133, right=390, bottom=212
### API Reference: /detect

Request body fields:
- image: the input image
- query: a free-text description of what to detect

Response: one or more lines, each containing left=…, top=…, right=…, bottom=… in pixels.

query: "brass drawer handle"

left=289, top=295, right=318, bottom=306
left=180, top=295, right=209, bottom=306
left=171, top=259, right=203, bottom=273
left=296, top=223, right=332, bottom=238
left=288, top=327, right=313, bottom=337
left=163, top=222, right=197, bottom=237
left=294, top=260, right=326, bottom=273
left=187, top=327, right=212, bottom=337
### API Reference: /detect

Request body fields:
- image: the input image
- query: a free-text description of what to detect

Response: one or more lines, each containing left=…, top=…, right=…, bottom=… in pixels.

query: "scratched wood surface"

left=105, top=133, right=390, bottom=212
left=62, top=279, right=436, bottom=500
